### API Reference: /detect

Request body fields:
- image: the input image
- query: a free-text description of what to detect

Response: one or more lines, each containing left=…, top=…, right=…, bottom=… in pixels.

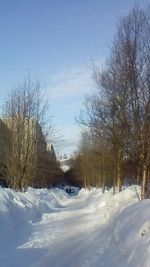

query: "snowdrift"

left=0, top=186, right=149, bottom=267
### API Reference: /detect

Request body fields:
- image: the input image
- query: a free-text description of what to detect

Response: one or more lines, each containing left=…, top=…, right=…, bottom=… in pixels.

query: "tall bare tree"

left=1, top=77, right=54, bottom=191
left=78, top=6, right=150, bottom=198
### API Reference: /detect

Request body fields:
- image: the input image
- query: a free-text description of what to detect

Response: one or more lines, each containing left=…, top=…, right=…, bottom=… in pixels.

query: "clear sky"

left=0, top=0, right=149, bottom=156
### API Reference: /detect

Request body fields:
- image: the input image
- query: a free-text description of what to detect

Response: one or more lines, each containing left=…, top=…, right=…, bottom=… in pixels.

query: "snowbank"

left=0, top=185, right=149, bottom=267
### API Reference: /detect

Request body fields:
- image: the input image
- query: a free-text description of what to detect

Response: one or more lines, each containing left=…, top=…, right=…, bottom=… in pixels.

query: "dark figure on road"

left=66, top=187, right=71, bottom=195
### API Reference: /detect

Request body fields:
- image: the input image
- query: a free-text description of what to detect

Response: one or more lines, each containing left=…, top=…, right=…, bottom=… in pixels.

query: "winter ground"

left=0, top=186, right=149, bottom=267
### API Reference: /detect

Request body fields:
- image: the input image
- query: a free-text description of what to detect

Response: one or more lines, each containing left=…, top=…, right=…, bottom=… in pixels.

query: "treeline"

left=0, top=77, right=62, bottom=191
left=72, top=6, right=150, bottom=199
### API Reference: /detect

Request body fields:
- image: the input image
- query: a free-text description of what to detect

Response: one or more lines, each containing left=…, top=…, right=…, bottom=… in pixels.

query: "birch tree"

left=78, top=6, right=150, bottom=197
left=1, top=77, right=53, bottom=191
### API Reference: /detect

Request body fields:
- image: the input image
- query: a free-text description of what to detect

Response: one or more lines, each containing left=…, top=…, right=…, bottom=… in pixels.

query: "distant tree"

left=0, top=119, right=11, bottom=178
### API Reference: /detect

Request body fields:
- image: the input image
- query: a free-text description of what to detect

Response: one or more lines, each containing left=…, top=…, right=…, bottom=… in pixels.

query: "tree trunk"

left=116, top=160, right=122, bottom=192
left=141, top=163, right=147, bottom=200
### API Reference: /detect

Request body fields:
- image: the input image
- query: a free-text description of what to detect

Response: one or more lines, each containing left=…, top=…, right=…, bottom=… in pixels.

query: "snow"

left=0, top=185, right=149, bottom=267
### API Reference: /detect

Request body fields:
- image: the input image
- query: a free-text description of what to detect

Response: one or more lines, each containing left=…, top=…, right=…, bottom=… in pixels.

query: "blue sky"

left=0, top=0, right=149, bottom=156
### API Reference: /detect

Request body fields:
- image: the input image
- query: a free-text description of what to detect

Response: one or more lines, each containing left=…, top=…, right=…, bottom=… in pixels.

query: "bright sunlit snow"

left=0, top=186, right=149, bottom=267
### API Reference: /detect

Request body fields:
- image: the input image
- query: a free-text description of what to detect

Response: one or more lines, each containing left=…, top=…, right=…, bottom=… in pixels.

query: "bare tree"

left=78, top=6, right=150, bottom=198
left=1, top=77, right=54, bottom=191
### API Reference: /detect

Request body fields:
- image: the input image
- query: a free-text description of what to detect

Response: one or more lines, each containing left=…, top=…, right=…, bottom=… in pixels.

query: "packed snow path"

left=0, top=187, right=150, bottom=267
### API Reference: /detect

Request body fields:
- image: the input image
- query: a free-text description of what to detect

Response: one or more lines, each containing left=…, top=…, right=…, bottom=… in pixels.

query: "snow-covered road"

left=0, top=187, right=150, bottom=267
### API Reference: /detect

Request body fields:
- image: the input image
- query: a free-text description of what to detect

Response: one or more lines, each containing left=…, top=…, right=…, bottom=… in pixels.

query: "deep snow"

left=0, top=186, right=149, bottom=267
